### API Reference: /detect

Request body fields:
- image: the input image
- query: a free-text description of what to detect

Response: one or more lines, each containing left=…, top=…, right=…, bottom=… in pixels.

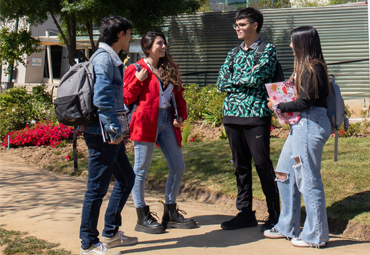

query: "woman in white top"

left=123, top=31, right=196, bottom=234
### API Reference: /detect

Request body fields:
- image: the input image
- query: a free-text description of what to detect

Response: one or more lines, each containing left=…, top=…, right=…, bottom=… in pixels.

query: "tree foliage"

left=72, top=0, right=205, bottom=52
left=1, top=0, right=205, bottom=67
left=328, top=0, right=358, bottom=5
left=0, top=27, right=42, bottom=75
left=248, top=0, right=291, bottom=9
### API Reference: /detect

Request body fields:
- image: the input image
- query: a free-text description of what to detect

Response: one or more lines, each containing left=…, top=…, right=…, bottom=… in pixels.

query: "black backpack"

left=230, top=41, right=284, bottom=82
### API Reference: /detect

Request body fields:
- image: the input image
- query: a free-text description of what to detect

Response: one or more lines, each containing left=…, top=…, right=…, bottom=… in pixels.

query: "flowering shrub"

left=189, top=133, right=204, bottom=142
left=66, top=150, right=84, bottom=160
left=183, top=84, right=226, bottom=126
left=0, top=85, right=55, bottom=138
left=1, top=122, right=76, bottom=148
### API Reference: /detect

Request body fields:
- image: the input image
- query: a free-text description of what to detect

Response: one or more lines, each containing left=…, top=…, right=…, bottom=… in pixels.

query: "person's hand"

left=267, top=98, right=275, bottom=111
left=173, top=117, right=183, bottom=128
left=108, top=136, right=123, bottom=145
left=135, top=68, right=148, bottom=81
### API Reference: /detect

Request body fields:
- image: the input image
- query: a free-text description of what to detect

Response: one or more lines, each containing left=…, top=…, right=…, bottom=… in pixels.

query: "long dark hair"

left=291, top=26, right=329, bottom=99
left=141, top=31, right=181, bottom=90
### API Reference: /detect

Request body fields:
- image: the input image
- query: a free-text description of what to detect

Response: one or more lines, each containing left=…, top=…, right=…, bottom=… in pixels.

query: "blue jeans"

left=274, top=107, right=331, bottom=245
left=80, top=133, right=135, bottom=249
left=132, top=107, right=185, bottom=208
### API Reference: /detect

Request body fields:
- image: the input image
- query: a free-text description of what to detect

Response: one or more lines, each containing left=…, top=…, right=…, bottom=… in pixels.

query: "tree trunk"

left=50, top=11, right=76, bottom=67
left=86, top=20, right=96, bottom=53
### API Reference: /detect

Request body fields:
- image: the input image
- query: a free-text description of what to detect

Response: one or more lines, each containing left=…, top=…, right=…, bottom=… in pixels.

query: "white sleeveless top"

left=144, top=59, right=173, bottom=108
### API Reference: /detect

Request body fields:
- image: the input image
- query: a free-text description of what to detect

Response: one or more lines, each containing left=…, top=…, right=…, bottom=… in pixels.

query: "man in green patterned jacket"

left=217, top=7, right=280, bottom=232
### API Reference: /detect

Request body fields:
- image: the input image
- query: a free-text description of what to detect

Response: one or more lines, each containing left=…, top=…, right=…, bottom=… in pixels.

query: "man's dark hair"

left=234, top=7, right=263, bottom=33
left=99, top=15, right=133, bottom=46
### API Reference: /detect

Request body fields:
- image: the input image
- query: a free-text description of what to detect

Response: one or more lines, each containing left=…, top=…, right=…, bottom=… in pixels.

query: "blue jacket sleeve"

left=93, top=53, right=122, bottom=141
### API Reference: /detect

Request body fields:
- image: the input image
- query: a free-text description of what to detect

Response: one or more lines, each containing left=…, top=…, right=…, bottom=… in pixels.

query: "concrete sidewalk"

left=0, top=156, right=369, bottom=255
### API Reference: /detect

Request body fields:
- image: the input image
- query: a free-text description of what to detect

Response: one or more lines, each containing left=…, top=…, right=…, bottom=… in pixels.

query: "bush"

left=0, top=85, right=55, bottom=138
left=1, top=121, right=75, bottom=148
left=183, top=84, right=226, bottom=126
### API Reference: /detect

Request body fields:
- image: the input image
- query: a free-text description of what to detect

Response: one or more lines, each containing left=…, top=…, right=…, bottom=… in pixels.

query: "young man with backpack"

left=216, top=7, right=280, bottom=232
left=79, top=15, right=137, bottom=255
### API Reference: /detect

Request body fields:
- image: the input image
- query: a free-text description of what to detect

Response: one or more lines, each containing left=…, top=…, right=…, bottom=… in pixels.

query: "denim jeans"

left=132, top=107, right=185, bottom=208
left=274, top=107, right=331, bottom=245
left=80, top=132, right=135, bottom=249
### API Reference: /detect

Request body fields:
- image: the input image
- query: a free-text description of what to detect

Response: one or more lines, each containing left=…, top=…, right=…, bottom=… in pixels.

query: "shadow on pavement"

left=0, top=167, right=86, bottom=219
left=326, top=236, right=369, bottom=248
left=191, top=214, right=235, bottom=226
left=122, top=228, right=262, bottom=253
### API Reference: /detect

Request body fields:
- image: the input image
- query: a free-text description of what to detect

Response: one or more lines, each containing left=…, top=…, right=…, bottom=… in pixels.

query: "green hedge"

left=0, top=84, right=55, bottom=138
left=183, top=84, right=226, bottom=126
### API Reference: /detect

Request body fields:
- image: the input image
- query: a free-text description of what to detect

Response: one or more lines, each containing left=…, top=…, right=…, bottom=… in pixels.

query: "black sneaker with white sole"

left=260, top=216, right=279, bottom=232
left=221, top=211, right=258, bottom=230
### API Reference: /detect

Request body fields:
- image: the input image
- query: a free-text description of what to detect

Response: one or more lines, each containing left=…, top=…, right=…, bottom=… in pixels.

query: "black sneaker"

left=221, top=211, right=258, bottom=230
left=260, top=217, right=278, bottom=232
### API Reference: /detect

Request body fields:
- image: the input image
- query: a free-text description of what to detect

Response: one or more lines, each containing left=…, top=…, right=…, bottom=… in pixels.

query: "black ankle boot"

left=135, top=206, right=165, bottom=234
left=162, top=203, right=196, bottom=229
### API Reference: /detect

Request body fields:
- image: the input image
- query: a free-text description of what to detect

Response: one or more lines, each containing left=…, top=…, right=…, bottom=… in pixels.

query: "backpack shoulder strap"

left=254, top=41, right=268, bottom=64
left=89, top=49, right=106, bottom=62
left=133, top=63, right=142, bottom=72
left=229, top=45, right=241, bottom=72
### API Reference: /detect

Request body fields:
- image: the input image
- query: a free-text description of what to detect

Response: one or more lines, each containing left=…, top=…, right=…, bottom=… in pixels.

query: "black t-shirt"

left=278, top=64, right=329, bottom=113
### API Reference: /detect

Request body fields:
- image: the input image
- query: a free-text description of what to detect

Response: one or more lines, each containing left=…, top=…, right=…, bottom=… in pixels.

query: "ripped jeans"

left=274, top=107, right=331, bottom=245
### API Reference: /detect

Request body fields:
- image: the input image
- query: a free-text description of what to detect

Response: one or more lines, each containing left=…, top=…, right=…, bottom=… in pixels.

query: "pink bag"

left=265, top=80, right=300, bottom=125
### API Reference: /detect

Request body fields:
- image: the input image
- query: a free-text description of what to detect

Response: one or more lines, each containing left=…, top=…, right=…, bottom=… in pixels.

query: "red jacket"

left=123, top=58, right=188, bottom=147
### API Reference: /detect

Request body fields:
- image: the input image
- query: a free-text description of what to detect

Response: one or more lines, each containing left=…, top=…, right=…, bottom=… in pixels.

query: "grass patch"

left=44, top=137, right=370, bottom=226
left=0, top=225, right=71, bottom=254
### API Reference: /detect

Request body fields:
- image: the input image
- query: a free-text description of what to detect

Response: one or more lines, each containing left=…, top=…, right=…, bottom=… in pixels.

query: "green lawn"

left=127, top=137, right=370, bottom=226
left=0, top=226, right=71, bottom=254
left=46, top=137, right=370, bottom=227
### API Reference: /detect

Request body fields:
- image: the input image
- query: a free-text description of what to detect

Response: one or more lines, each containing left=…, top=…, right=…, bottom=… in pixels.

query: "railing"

left=180, top=58, right=370, bottom=85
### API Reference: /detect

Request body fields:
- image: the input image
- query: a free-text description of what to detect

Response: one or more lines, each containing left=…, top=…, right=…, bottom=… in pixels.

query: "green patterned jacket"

left=217, top=39, right=277, bottom=125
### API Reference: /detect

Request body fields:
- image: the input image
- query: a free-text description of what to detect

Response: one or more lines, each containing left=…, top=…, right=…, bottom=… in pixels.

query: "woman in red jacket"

left=123, top=31, right=196, bottom=234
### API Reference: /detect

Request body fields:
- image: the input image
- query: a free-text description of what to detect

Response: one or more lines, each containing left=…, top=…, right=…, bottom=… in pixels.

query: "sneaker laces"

left=110, top=231, right=128, bottom=243
left=94, top=241, right=108, bottom=252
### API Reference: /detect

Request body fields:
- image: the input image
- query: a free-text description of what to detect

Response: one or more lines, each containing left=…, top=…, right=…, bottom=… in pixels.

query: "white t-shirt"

left=144, top=59, right=173, bottom=108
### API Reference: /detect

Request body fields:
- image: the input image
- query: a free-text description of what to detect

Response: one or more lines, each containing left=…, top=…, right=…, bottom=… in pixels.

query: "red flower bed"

left=2, top=122, right=76, bottom=148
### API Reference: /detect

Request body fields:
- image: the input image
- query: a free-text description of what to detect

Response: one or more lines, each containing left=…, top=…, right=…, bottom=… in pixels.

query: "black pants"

left=224, top=122, right=280, bottom=218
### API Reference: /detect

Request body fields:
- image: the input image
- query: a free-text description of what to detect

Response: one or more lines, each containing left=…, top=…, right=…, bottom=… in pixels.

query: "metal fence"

left=163, top=4, right=370, bottom=99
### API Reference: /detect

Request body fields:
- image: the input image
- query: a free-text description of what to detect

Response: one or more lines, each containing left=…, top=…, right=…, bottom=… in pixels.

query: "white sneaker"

left=264, top=227, right=285, bottom=239
left=101, top=231, right=138, bottom=249
left=80, top=242, right=121, bottom=255
left=291, top=237, right=326, bottom=248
